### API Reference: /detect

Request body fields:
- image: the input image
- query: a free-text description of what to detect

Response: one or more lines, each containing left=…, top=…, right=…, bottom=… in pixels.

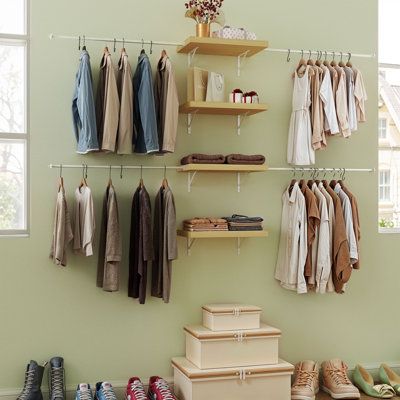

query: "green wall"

left=1, top=0, right=391, bottom=390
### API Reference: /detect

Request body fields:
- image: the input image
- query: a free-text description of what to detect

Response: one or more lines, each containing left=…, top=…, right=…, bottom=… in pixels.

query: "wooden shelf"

left=178, top=229, right=268, bottom=255
left=178, top=230, right=268, bottom=239
left=177, top=36, right=268, bottom=57
left=180, top=101, right=268, bottom=116
left=178, top=164, right=267, bottom=173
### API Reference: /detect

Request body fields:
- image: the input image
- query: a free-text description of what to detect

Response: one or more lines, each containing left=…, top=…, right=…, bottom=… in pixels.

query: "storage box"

left=185, top=323, right=281, bottom=369
left=202, top=304, right=262, bottom=331
left=172, top=357, right=294, bottom=400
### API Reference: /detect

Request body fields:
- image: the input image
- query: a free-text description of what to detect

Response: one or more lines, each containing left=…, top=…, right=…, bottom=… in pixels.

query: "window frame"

left=378, top=117, right=388, bottom=139
left=0, top=0, right=30, bottom=237
left=379, top=169, right=391, bottom=202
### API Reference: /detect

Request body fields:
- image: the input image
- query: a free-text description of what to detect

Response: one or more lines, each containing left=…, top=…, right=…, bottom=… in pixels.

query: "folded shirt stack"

left=183, top=217, right=229, bottom=232
left=223, top=214, right=264, bottom=231
left=180, top=154, right=265, bottom=165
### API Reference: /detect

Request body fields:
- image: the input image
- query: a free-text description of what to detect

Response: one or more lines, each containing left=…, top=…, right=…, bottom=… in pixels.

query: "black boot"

left=48, top=357, right=65, bottom=400
left=17, top=360, right=46, bottom=400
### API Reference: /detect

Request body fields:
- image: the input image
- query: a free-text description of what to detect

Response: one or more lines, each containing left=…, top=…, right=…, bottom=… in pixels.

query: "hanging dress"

left=287, top=65, right=315, bottom=166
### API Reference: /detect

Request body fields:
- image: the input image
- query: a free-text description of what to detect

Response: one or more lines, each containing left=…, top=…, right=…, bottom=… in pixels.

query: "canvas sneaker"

left=75, top=384, right=93, bottom=400
left=148, top=377, right=176, bottom=400
left=322, top=359, right=360, bottom=399
left=125, top=377, right=147, bottom=400
left=94, top=382, right=117, bottom=400
left=291, top=360, right=319, bottom=400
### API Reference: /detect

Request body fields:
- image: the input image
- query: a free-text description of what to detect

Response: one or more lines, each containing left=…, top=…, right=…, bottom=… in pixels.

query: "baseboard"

left=0, top=377, right=174, bottom=400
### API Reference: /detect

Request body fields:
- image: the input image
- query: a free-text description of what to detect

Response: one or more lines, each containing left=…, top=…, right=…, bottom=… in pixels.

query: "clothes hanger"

left=299, top=169, right=306, bottom=189
left=288, top=168, right=297, bottom=195
left=139, top=165, right=144, bottom=188
left=296, top=50, right=307, bottom=74
left=346, top=52, right=353, bottom=68
left=79, top=164, right=88, bottom=189
left=82, top=35, right=87, bottom=51
left=330, top=168, right=340, bottom=188
left=140, top=38, right=146, bottom=54
left=108, top=165, right=113, bottom=187
left=162, top=165, right=169, bottom=189
left=150, top=40, right=153, bottom=55
left=330, top=51, right=337, bottom=67
left=323, top=50, right=330, bottom=67
left=315, top=51, right=322, bottom=67
left=338, top=52, right=345, bottom=67
left=121, top=38, right=126, bottom=54
left=307, top=50, right=315, bottom=66
left=161, top=49, right=168, bottom=58
left=338, top=168, right=346, bottom=187
left=58, top=165, right=64, bottom=191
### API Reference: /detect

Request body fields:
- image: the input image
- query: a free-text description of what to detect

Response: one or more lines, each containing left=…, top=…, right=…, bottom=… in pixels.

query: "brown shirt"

left=324, top=182, right=352, bottom=292
left=301, top=181, right=320, bottom=278
left=340, top=182, right=361, bottom=269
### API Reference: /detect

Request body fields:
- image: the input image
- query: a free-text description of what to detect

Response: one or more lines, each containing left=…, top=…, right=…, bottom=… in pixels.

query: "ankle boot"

left=17, top=360, right=46, bottom=400
left=49, top=357, right=65, bottom=400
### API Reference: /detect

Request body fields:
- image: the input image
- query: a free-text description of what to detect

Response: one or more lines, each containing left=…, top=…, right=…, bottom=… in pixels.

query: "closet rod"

left=268, top=167, right=375, bottom=172
left=49, top=33, right=375, bottom=58
left=48, top=164, right=180, bottom=170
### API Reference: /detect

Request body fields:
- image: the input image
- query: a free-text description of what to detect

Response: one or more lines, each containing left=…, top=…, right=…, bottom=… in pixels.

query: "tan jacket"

left=154, top=55, right=179, bottom=153
left=117, top=52, right=133, bottom=154
left=101, top=51, right=120, bottom=152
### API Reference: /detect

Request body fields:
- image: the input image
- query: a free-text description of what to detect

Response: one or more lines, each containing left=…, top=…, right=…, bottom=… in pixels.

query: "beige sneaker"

left=291, top=360, right=319, bottom=400
left=321, top=359, right=360, bottom=399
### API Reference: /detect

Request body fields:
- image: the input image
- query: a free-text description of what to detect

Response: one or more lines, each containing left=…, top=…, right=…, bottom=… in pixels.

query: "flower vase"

left=196, top=23, right=210, bottom=38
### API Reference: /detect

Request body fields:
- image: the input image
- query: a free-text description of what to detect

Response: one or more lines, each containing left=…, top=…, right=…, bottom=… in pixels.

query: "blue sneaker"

left=95, top=382, right=117, bottom=400
left=75, top=384, right=93, bottom=400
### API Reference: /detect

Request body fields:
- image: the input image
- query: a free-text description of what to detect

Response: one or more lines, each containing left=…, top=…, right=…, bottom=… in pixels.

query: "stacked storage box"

left=172, top=304, right=294, bottom=400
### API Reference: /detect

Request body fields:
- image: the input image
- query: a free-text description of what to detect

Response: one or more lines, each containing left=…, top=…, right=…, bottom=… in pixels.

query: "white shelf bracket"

left=237, top=50, right=249, bottom=77
left=236, top=112, right=249, bottom=135
left=237, top=237, right=241, bottom=255
left=187, top=110, right=198, bottom=134
left=187, top=47, right=199, bottom=67
left=237, top=172, right=241, bottom=193
left=187, top=171, right=198, bottom=192
left=187, top=238, right=196, bottom=256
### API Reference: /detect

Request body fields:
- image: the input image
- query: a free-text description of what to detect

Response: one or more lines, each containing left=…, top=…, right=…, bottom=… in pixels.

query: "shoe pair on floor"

left=291, top=359, right=360, bottom=400
left=353, top=364, right=400, bottom=398
left=17, top=357, right=65, bottom=400
left=75, top=377, right=176, bottom=400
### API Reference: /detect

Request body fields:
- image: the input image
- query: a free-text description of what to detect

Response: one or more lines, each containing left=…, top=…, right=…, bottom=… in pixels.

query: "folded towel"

left=223, top=214, right=264, bottom=223
left=225, top=154, right=265, bottom=165
left=181, top=154, right=226, bottom=165
left=185, top=227, right=229, bottom=232
left=184, top=224, right=228, bottom=230
left=184, top=218, right=227, bottom=225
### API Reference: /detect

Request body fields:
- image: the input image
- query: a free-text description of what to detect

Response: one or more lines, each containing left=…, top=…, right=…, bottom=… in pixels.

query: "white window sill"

left=379, top=227, right=400, bottom=234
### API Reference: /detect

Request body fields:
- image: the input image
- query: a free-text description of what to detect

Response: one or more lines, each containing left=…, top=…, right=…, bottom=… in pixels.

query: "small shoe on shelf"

left=94, top=382, right=117, bottom=400
left=353, top=364, right=395, bottom=398
left=49, top=357, right=65, bottom=400
left=291, top=360, right=319, bottom=400
left=75, top=384, right=93, bottom=400
left=125, top=377, right=147, bottom=400
left=321, top=359, right=360, bottom=399
left=148, top=376, right=177, bottom=400
left=379, top=364, right=400, bottom=396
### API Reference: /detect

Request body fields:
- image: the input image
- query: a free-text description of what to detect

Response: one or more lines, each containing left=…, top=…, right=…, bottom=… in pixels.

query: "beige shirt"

left=117, top=52, right=133, bottom=154
left=101, top=52, right=120, bottom=152
left=50, top=186, right=73, bottom=266
left=311, top=183, right=331, bottom=294
left=73, top=185, right=95, bottom=256
left=354, top=68, right=368, bottom=123
left=310, top=65, right=325, bottom=150
left=275, top=182, right=308, bottom=294
left=335, top=67, right=351, bottom=137
left=320, top=67, right=340, bottom=135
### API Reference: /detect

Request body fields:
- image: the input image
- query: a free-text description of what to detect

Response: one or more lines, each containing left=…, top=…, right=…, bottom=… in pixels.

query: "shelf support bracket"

left=237, top=50, right=249, bottom=77
left=236, top=112, right=249, bottom=135
left=237, top=172, right=241, bottom=193
left=237, top=237, right=242, bottom=255
left=188, top=47, right=199, bottom=67
left=187, top=110, right=198, bottom=134
left=187, top=171, right=198, bottom=193
left=187, top=237, right=196, bottom=256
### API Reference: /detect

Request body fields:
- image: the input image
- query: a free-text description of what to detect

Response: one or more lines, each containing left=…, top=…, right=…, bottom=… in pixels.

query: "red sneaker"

left=148, top=377, right=176, bottom=400
left=125, top=378, right=147, bottom=400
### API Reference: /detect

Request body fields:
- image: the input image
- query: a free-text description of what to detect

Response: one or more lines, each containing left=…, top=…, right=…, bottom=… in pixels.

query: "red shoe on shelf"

left=148, top=377, right=176, bottom=400
left=125, top=377, right=147, bottom=400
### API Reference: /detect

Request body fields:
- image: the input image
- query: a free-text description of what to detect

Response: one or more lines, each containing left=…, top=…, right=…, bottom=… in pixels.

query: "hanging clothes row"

left=275, top=171, right=360, bottom=294
left=72, top=46, right=179, bottom=155
left=49, top=172, right=178, bottom=303
left=287, top=52, right=368, bottom=166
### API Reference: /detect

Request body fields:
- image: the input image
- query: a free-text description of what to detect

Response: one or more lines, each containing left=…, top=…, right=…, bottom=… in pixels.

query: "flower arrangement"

left=185, top=0, right=225, bottom=25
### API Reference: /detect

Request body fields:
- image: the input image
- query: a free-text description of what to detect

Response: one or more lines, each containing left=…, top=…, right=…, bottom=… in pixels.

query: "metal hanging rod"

left=49, top=164, right=180, bottom=170
left=268, top=167, right=375, bottom=172
left=49, top=33, right=375, bottom=59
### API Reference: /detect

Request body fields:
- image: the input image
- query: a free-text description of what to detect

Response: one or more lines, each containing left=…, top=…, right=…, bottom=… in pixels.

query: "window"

left=0, top=0, right=29, bottom=235
left=378, top=118, right=387, bottom=139
left=379, top=170, right=391, bottom=202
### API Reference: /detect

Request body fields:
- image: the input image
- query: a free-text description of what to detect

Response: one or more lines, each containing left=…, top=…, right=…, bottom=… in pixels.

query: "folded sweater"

left=184, top=217, right=227, bottom=225
left=181, top=154, right=226, bottom=165
left=223, top=214, right=264, bottom=223
left=226, top=154, right=265, bottom=165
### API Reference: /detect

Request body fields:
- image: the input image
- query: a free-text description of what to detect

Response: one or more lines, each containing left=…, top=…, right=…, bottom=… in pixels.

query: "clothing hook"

left=324, top=51, right=327, bottom=62
left=120, top=165, right=123, bottom=179
left=140, top=165, right=143, bottom=180
left=308, top=50, right=312, bottom=60
left=301, top=168, right=305, bottom=178
left=323, top=168, right=327, bottom=179
left=287, top=49, right=291, bottom=62
left=141, top=38, right=144, bottom=49
left=164, top=165, right=167, bottom=180
left=85, top=164, right=88, bottom=180
left=150, top=40, right=153, bottom=54
left=301, top=49, right=304, bottom=59
left=122, top=37, right=125, bottom=49
left=113, top=38, right=116, bottom=53
left=340, top=51, right=343, bottom=63
left=82, top=163, right=85, bottom=180
left=109, top=165, right=112, bottom=181
left=78, top=36, right=81, bottom=51
left=59, top=164, right=63, bottom=178
left=332, top=51, right=335, bottom=61
left=348, top=52, right=352, bottom=63
left=83, top=35, right=86, bottom=49
left=292, top=167, right=296, bottom=178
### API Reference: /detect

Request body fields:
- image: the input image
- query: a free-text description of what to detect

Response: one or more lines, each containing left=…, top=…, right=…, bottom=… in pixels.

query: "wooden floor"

left=317, top=392, right=374, bottom=399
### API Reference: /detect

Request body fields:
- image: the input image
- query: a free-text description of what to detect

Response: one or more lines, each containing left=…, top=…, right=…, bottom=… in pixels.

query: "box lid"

left=172, top=357, right=294, bottom=380
left=184, top=323, right=281, bottom=340
left=202, top=303, right=262, bottom=314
